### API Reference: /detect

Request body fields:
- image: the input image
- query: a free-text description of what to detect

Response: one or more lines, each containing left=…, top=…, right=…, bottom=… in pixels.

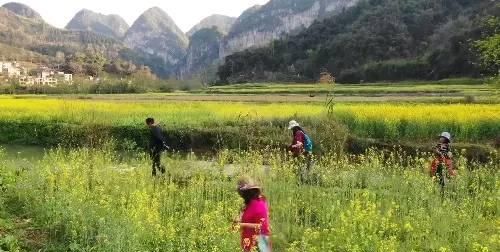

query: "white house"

left=56, top=72, right=73, bottom=83
left=1, top=62, right=22, bottom=77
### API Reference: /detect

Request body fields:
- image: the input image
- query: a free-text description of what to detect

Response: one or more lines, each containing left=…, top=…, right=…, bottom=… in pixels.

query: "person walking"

left=288, top=120, right=313, bottom=183
left=233, top=177, right=271, bottom=252
left=145, top=117, right=168, bottom=176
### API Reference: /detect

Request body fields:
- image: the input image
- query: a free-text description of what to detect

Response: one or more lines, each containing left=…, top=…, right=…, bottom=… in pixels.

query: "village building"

left=0, top=60, right=73, bottom=87
left=0, top=61, right=25, bottom=78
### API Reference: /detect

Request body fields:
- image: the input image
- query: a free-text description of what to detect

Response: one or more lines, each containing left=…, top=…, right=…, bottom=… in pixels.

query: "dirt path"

left=14, top=93, right=475, bottom=103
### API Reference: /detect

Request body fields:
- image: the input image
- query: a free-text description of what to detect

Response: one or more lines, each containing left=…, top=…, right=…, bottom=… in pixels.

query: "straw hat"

left=237, top=176, right=261, bottom=191
left=288, top=120, right=300, bottom=130
left=440, top=132, right=452, bottom=142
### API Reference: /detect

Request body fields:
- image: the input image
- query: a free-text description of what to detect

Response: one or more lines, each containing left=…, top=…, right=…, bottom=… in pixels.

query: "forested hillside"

left=217, top=0, right=499, bottom=84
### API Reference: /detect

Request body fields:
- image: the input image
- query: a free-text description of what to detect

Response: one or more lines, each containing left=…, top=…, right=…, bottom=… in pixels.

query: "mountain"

left=186, top=14, right=236, bottom=37
left=180, top=27, right=223, bottom=81
left=0, top=4, right=187, bottom=78
left=0, top=5, right=124, bottom=64
left=124, top=7, right=188, bottom=76
left=217, top=0, right=497, bottom=84
left=219, top=0, right=359, bottom=58
left=2, top=2, right=42, bottom=21
left=66, top=9, right=130, bottom=39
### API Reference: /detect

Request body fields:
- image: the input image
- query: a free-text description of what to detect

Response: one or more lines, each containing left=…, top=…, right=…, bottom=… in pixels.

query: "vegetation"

left=202, top=79, right=493, bottom=96
left=0, top=5, right=174, bottom=79
left=0, top=146, right=497, bottom=251
left=0, top=70, right=206, bottom=95
left=333, top=104, right=500, bottom=142
left=180, top=27, right=223, bottom=83
left=0, top=98, right=497, bottom=153
left=218, top=0, right=498, bottom=84
left=474, top=17, right=500, bottom=74
left=474, top=16, right=500, bottom=92
left=227, top=0, right=318, bottom=38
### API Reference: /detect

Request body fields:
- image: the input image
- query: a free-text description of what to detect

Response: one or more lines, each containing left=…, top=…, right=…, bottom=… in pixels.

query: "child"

left=430, top=132, right=456, bottom=177
left=233, top=177, right=271, bottom=252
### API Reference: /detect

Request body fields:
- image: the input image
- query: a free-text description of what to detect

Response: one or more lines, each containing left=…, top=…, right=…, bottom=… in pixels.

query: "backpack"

left=304, top=133, right=313, bottom=152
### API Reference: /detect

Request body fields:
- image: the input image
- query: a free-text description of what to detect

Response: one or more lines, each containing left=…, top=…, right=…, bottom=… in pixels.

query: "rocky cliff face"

left=187, top=14, right=236, bottom=37
left=2, top=2, right=43, bottom=21
left=66, top=9, right=130, bottom=39
left=124, top=7, right=188, bottom=68
left=219, top=0, right=359, bottom=58
left=180, top=28, right=223, bottom=79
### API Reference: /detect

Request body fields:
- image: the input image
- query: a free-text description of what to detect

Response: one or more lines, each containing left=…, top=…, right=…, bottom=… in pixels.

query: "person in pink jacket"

left=233, top=177, right=271, bottom=252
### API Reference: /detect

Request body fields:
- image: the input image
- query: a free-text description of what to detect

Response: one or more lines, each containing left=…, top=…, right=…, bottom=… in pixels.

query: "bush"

left=464, top=95, right=476, bottom=103
left=337, top=69, right=364, bottom=84
left=363, top=60, right=431, bottom=82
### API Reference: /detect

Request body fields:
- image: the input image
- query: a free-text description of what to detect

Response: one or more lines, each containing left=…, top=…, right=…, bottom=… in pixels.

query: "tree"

left=216, top=0, right=494, bottom=84
left=106, top=60, right=137, bottom=76
left=84, top=53, right=107, bottom=77
left=475, top=34, right=500, bottom=73
left=64, top=53, right=85, bottom=74
left=474, top=16, right=500, bottom=90
left=474, top=16, right=500, bottom=74
left=55, top=51, right=65, bottom=64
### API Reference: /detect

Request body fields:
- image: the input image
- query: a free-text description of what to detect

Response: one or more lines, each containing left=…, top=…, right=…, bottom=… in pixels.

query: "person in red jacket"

left=288, top=120, right=313, bottom=183
left=430, top=132, right=456, bottom=178
left=289, top=120, right=306, bottom=157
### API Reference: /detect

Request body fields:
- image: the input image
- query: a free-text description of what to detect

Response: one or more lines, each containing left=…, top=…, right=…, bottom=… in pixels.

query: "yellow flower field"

left=0, top=147, right=497, bottom=251
left=0, top=97, right=498, bottom=141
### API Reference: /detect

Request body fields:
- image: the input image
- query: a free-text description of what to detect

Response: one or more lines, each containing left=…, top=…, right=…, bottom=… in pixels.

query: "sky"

left=0, top=0, right=270, bottom=32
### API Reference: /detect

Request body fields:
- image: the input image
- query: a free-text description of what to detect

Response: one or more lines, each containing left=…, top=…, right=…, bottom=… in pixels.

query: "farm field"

left=202, top=82, right=489, bottom=96
left=193, top=80, right=499, bottom=102
left=3, top=79, right=499, bottom=103
left=0, top=97, right=498, bottom=146
left=0, top=81, right=499, bottom=251
left=0, top=147, right=498, bottom=251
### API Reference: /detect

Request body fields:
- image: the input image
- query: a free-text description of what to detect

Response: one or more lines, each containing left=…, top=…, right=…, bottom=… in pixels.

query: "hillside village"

left=0, top=60, right=73, bottom=87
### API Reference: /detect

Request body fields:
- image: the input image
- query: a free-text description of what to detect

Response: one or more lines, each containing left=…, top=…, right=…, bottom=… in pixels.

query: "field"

left=0, top=98, right=498, bottom=145
left=195, top=79, right=499, bottom=103
left=0, top=81, right=499, bottom=251
left=3, top=78, right=499, bottom=103
left=0, top=147, right=498, bottom=251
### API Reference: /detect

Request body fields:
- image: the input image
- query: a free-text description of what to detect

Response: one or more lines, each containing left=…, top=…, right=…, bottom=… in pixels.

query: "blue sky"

left=0, top=0, right=270, bottom=32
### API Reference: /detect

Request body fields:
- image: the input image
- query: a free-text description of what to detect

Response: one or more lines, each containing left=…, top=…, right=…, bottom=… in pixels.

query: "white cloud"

left=0, top=0, right=269, bottom=32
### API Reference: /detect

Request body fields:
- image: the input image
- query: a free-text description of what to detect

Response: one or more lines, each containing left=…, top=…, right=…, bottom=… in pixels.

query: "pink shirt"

left=240, top=197, right=271, bottom=251
left=291, top=130, right=306, bottom=156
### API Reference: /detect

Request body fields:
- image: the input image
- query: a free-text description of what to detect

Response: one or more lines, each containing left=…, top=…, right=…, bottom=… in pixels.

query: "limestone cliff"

left=220, top=0, right=359, bottom=58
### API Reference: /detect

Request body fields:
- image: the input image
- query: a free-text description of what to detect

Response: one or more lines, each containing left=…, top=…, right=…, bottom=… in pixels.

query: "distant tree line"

left=217, top=0, right=499, bottom=84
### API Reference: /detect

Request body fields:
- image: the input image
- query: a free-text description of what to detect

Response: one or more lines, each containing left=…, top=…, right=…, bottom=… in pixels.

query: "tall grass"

left=1, top=147, right=498, bottom=251
left=333, top=104, right=500, bottom=142
left=0, top=98, right=498, bottom=145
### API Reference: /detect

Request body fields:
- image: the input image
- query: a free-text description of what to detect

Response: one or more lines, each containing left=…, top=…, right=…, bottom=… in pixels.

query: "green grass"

left=0, top=147, right=497, bottom=251
left=4, top=77, right=498, bottom=104
left=202, top=82, right=494, bottom=97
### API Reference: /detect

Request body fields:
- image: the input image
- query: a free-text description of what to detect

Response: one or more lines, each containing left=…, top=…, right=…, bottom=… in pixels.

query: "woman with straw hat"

left=233, top=176, right=271, bottom=252
left=288, top=120, right=313, bottom=183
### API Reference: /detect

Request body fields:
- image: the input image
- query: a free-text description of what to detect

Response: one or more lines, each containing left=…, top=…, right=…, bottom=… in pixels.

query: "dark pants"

left=150, top=148, right=165, bottom=176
